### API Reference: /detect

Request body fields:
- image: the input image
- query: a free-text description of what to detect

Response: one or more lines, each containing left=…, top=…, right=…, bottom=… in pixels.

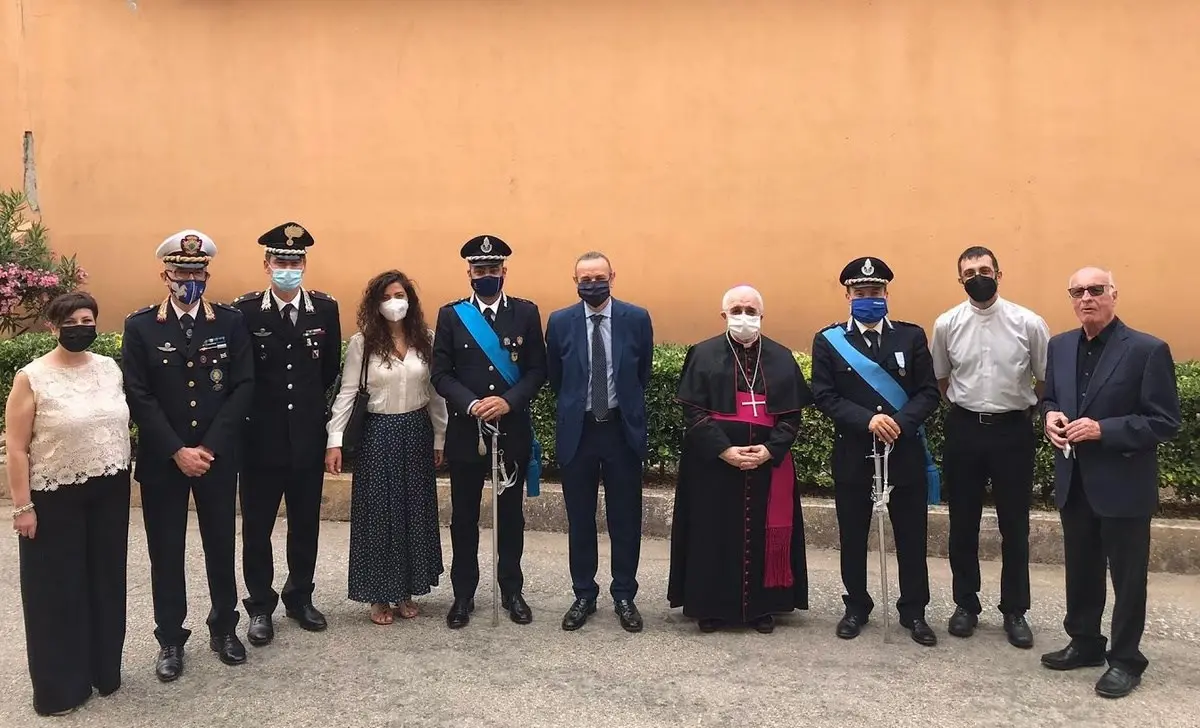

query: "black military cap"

left=460, top=234, right=511, bottom=266
left=840, top=256, right=894, bottom=287
left=258, top=222, right=314, bottom=260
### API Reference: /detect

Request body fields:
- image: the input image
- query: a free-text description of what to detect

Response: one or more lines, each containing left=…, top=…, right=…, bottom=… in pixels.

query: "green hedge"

left=3, top=333, right=1198, bottom=501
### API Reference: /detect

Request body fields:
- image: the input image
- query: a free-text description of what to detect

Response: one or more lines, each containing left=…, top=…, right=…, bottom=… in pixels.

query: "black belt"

left=951, top=404, right=1030, bottom=425
left=587, top=407, right=620, bottom=424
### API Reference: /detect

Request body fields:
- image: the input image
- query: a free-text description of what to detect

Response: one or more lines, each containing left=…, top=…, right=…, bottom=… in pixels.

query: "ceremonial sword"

left=869, top=435, right=895, bottom=644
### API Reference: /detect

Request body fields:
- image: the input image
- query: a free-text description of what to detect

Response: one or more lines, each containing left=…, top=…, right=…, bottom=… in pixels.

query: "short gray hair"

left=721, top=285, right=764, bottom=312
left=575, top=251, right=612, bottom=269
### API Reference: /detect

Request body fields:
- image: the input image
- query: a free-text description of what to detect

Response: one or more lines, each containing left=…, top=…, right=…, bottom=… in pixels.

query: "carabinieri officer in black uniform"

left=809, top=256, right=941, bottom=647
left=120, top=229, right=255, bottom=681
left=233, top=222, right=341, bottom=647
left=431, top=234, right=547, bottom=629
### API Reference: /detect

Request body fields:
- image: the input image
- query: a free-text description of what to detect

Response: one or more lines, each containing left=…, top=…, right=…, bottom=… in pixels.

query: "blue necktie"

left=589, top=314, right=609, bottom=420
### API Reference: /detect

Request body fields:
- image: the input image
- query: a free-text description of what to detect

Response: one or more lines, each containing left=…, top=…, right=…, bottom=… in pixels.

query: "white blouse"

left=326, top=332, right=448, bottom=449
left=21, top=353, right=132, bottom=491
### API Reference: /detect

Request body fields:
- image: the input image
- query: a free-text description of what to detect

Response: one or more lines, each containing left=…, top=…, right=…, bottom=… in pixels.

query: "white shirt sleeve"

left=326, top=333, right=364, bottom=449
left=1029, top=313, right=1051, bottom=382
left=930, top=314, right=952, bottom=380
left=426, top=328, right=448, bottom=449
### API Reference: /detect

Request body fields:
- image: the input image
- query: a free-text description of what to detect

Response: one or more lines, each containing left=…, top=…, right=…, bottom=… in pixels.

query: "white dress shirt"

left=326, top=332, right=449, bottom=449
left=170, top=298, right=200, bottom=321
left=931, top=296, right=1050, bottom=413
left=584, top=299, right=619, bottom=411
left=271, top=289, right=301, bottom=324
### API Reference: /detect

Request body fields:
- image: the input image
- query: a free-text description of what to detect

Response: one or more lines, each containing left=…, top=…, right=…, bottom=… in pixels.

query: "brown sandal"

left=370, top=603, right=394, bottom=625
left=394, top=600, right=419, bottom=619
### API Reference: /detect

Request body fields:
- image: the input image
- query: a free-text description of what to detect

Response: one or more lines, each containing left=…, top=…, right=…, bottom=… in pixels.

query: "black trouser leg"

left=239, top=467, right=285, bottom=616
left=834, top=480, right=874, bottom=618
left=280, top=465, right=325, bottom=611
left=20, top=487, right=92, bottom=716
left=192, top=466, right=240, bottom=636
left=561, top=432, right=602, bottom=602
left=449, top=458, right=526, bottom=598
left=991, top=424, right=1033, bottom=616
left=944, top=418, right=987, bottom=615
left=1102, top=513, right=1152, bottom=675
left=496, top=461, right=527, bottom=596
left=600, top=426, right=643, bottom=603
left=141, top=474, right=193, bottom=647
left=86, top=473, right=131, bottom=695
left=1059, top=479, right=1108, bottom=656
left=889, top=479, right=931, bottom=624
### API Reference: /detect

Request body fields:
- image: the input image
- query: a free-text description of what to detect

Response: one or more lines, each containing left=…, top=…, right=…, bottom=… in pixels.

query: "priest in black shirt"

left=668, top=285, right=812, bottom=634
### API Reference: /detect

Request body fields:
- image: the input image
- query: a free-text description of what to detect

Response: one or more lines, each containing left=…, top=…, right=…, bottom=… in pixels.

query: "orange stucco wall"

left=3, top=0, right=1199, bottom=358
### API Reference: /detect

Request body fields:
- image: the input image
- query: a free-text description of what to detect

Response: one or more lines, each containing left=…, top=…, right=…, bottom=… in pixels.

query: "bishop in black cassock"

left=667, top=311, right=812, bottom=633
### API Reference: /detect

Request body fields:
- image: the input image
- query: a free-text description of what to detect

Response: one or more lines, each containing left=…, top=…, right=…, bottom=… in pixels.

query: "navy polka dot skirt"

left=347, top=409, right=444, bottom=603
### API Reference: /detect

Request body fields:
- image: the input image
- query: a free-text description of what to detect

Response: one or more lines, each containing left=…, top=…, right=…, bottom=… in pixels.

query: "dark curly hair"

left=356, top=270, right=433, bottom=366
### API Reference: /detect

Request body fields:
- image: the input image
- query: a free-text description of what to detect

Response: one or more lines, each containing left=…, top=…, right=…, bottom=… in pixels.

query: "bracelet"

left=11, top=502, right=34, bottom=519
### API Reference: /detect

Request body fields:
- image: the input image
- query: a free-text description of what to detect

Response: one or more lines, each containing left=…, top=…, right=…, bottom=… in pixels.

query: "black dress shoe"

left=561, top=598, right=597, bottom=631
left=446, top=598, right=475, bottom=629
left=948, top=607, right=978, bottom=638
left=698, top=618, right=723, bottom=633
left=752, top=615, right=775, bottom=634
left=836, top=613, right=868, bottom=639
left=614, top=599, right=644, bottom=633
left=286, top=604, right=328, bottom=632
left=155, top=645, right=184, bottom=683
left=210, top=634, right=247, bottom=666
left=1095, top=666, right=1141, bottom=699
left=1004, top=614, right=1034, bottom=649
left=1041, top=644, right=1106, bottom=671
left=247, top=615, right=274, bottom=646
left=906, top=619, right=938, bottom=647
left=502, top=593, right=533, bottom=625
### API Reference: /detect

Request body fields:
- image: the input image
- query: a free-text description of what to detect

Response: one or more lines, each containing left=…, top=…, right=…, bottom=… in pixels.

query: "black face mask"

left=964, top=275, right=998, bottom=303
left=577, top=280, right=611, bottom=307
left=58, top=324, right=97, bottom=353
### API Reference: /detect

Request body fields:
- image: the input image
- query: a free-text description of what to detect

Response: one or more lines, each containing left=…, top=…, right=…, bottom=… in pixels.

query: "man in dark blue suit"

left=545, top=251, right=654, bottom=632
left=1039, top=266, right=1181, bottom=699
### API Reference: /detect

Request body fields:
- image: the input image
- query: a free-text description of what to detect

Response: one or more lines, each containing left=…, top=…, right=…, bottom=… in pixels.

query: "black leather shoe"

left=209, top=634, right=247, bottom=666
left=698, top=618, right=722, bottom=633
left=286, top=604, right=328, bottom=632
left=1004, top=614, right=1034, bottom=649
left=614, top=599, right=644, bottom=633
left=1041, top=644, right=1106, bottom=671
left=246, top=615, right=274, bottom=646
left=752, top=615, right=775, bottom=634
left=502, top=593, right=533, bottom=625
left=561, top=598, right=597, bottom=631
left=446, top=598, right=475, bottom=629
left=948, top=607, right=978, bottom=638
left=155, top=645, right=184, bottom=683
left=906, top=618, right=938, bottom=647
left=1095, top=666, right=1141, bottom=699
left=836, top=613, right=868, bottom=639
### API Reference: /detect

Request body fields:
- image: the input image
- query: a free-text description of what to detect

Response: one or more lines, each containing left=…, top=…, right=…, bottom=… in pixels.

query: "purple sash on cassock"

left=710, top=391, right=795, bottom=589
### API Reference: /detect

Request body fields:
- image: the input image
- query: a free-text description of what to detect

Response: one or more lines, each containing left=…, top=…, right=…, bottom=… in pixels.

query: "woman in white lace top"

left=325, top=270, right=448, bottom=625
left=4, top=292, right=132, bottom=717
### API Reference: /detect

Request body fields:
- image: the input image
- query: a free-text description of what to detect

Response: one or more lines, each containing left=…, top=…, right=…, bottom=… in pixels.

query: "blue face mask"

left=171, top=279, right=206, bottom=306
left=271, top=268, right=303, bottom=291
left=471, top=275, right=504, bottom=298
left=850, top=296, right=888, bottom=324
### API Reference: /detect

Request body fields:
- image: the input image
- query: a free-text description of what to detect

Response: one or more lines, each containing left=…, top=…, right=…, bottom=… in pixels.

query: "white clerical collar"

left=271, top=288, right=302, bottom=310
left=170, top=298, right=200, bottom=320
left=582, top=297, right=612, bottom=318
left=474, top=293, right=506, bottom=314
left=967, top=295, right=1003, bottom=316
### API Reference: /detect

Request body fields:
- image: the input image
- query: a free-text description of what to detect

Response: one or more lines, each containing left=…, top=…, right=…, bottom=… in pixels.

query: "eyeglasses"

left=1067, top=285, right=1110, bottom=299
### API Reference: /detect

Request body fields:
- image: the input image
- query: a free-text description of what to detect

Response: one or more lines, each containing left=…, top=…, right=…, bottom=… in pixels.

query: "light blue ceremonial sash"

left=451, top=301, right=541, bottom=497
left=820, top=327, right=941, bottom=504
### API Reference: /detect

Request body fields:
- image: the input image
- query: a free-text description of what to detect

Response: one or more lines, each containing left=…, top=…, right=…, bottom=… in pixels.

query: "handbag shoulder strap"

left=357, top=335, right=370, bottom=388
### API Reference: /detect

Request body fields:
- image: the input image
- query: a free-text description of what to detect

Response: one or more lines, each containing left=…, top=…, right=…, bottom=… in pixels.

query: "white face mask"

left=726, top=313, right=761, bottom=343
left=379, top=298, right=409, bottom=322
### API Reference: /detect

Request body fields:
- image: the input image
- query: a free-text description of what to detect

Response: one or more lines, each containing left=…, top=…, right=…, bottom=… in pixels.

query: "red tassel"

left=764, top=527, right=794, bottom=588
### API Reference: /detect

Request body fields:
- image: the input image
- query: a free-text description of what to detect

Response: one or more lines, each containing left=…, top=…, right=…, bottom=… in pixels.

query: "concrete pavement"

left=2, top=511, right=1199, bottom=727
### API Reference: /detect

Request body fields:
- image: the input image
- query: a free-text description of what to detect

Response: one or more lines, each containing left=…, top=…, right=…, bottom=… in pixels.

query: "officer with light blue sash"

left=810, top=256, right=942, bottom=647
left=431, top=235, right=547, bottom=629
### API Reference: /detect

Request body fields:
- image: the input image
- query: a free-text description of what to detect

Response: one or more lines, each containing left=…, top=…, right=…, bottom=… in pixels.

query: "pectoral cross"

left=740, top=392, right=766, bottom=417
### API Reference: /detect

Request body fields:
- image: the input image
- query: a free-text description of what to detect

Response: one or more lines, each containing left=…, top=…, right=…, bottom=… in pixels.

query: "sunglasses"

left=1067, top=285, right=1110, bottom=299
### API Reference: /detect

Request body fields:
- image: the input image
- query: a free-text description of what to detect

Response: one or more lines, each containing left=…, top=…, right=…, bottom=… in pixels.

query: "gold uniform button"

left=162, top=359, right=168, bottom=364
left=190, top=420, right=197, bottom=427
left=188, top=381, right=195, bottom=388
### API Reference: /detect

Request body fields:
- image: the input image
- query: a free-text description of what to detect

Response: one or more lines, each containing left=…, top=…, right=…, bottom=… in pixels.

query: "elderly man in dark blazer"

left=1039, top=266, right=1181, bottom=699
left=545, top=251, right=654, bottom=633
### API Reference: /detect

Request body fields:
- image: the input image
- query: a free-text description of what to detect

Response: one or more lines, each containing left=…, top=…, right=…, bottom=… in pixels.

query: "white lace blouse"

left=21, top=353, right=132, bottom=491
left=326, top=332, right=448, bottom=449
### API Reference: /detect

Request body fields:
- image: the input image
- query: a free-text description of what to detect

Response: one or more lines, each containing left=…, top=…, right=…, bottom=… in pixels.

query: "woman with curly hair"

left=325, top=271, right=447, bottom=625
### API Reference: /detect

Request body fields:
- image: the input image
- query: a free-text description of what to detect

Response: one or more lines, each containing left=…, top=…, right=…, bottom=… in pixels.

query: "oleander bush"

left=2, top=333, right=1197, bottom=502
